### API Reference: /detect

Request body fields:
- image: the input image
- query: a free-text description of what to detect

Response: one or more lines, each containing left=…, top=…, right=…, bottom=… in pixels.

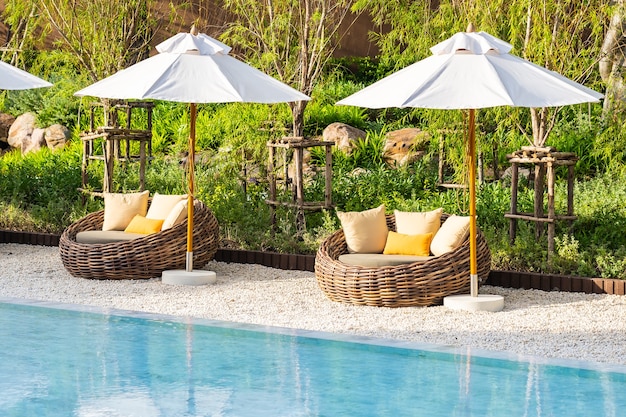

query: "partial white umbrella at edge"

left=0, top=60, right=52, bottom=90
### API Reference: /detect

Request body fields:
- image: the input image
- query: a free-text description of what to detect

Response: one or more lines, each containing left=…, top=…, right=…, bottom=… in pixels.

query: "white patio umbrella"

left=76, top=28, right=310, bottom=283
left=0, top=60, right=52, bottom=90
left=337, top=28, right=603, bottom=310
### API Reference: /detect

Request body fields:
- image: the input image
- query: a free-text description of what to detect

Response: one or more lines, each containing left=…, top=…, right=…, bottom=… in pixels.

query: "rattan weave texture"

left=59, top=199, right=219, bottom=280
left=314, top=214, right=491, bottom=307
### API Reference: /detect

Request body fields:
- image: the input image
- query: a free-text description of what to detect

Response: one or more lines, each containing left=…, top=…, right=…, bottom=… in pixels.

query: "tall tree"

left=600, top=0, right=626, bottom=115
left=221, top=0, right=361, bottom=137
left=2, top=0, right=39, bottom=66
left=3, top=0, right=159, bottom=82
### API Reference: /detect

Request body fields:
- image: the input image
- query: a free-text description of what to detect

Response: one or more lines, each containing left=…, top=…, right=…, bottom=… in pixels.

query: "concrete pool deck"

left=2, top=242, right=626, bottom=367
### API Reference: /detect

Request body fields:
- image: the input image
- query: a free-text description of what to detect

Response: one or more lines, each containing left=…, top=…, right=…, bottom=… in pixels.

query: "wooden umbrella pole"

left=186, top=103, right=197, bottom=271
left=468, top=108, right=478, bottom=296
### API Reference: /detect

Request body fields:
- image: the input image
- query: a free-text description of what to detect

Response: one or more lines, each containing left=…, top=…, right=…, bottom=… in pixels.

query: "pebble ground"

left=2, top=243, right=626, bottom=367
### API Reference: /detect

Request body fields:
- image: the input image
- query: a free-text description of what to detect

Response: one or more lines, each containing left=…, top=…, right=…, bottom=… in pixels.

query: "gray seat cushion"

left=338, top=253, right=434, bottom=267
left=75, top=230, right=145, bottom=244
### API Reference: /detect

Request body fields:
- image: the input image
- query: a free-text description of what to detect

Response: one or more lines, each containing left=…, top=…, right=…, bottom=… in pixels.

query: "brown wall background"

left=0, top=1, right=380, bottom=58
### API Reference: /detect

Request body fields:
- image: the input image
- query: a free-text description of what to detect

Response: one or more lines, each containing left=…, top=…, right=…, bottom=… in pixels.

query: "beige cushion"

left=161, top=199, right=189, bottom=230
left=338, top=253, right=433, bottom=267
left=102, top=190, right=149, bottom=231
left=430, top=215, right=471, bottom=256
left=146, top=193, right=187, bottom=220
left=76, top=230, right=145, bottom=244
left=394, top=208, right=443, bottom=235
left=336, top=204, right=388, bottom=253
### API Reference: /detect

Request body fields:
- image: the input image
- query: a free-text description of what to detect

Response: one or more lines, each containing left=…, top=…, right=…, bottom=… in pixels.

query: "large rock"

left=0, top=113, right=16, bottom=146
left=45, top=124, right=70, bottom=150
left=8, top=112, right=36, bottom=149
left=22, top=128, right=46, bottom=154
left=322, top=122, right=366, bottom=153
left=383, top=127, right=430, bottom=166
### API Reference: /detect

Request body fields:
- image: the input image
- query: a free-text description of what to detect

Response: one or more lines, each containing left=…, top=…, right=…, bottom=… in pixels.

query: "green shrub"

left=0, top=142, right=95, bottom=232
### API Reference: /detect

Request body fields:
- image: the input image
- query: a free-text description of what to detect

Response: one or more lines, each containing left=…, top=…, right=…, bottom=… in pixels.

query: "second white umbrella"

left=338, top=29, right=603, bottom=310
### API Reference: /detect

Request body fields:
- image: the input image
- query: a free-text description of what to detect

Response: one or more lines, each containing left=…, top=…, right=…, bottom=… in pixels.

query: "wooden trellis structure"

left=266, top=136, right=334, bottom=232
left=79, top=101, right=154, bottom=197
left=505, top=146, right=578, bottom=254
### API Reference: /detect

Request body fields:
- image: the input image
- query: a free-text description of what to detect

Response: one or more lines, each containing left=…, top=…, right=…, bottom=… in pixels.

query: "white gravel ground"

left=2, top=243, right=626, bottom=368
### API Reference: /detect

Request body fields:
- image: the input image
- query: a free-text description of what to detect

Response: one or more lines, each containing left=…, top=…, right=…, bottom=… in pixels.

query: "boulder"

left=322, top=122, right=366, bottom=153
left=45, top=124, right=70, bottom=150
left=179, top=150, right=212, bottom=167
left=8, top=112, right=36, bottom=149
left=383, top=127, right=430, bottom=166
left=502, top=166, right=531, bottom=181
left=22, top=128, right=46, bottom=154
left=0, top=113, right=16, bottom=145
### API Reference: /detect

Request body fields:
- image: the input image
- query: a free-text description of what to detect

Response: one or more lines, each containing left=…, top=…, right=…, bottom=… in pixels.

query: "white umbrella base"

left=443, top=294, right=504, bottom=312
left=162, top=269, right=217, bottom=286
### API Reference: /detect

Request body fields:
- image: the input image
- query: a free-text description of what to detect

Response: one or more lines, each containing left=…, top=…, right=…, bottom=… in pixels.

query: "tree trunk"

left=530, top=108, right=547, bottom=147
left=290, top=101, right=308, bottom=137
left=600, top=0, right=626, bottom=115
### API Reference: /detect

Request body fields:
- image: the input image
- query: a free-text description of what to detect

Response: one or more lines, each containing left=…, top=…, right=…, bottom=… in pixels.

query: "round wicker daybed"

left=314, top=214, right=491, bottom=307
left=59, top=199, right=219, bottom=280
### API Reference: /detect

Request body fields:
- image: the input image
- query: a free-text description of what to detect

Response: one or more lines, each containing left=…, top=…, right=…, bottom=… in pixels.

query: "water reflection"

left=1, top=301, right=625, bottom=417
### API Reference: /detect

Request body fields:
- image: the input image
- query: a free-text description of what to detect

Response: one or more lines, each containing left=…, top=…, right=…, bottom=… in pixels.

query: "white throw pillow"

left=430, top=215, right=470, bottom=256
left=146, top=193, right=187, bottom=220
left=161, top=199, right=189, bottom=230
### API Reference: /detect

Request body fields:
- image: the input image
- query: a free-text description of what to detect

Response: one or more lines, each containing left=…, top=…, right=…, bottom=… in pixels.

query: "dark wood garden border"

left=2, top=229, right=624, bottom=296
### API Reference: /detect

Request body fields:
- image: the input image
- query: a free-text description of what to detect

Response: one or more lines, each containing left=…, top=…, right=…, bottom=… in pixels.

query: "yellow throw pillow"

left=161, top=199, right=189, bottom=230
left=146, top=193, right=187, bottom=220
left=336, top=204, right=388, bottom=253
left=124, top=215, right=164, bottom=234
left=383, top=231, right=433, bottom=256
left=430, top=215, right=471, bottom=256
left=394, top=208, right=443, bottom=235
left=102, top=190, right=149, bottom=231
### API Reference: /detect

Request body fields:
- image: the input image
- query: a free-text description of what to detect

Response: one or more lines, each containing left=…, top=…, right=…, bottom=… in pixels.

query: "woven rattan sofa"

left=59, top=199, right=219, bottom=280
left=314, top=214, right=491, bottom=307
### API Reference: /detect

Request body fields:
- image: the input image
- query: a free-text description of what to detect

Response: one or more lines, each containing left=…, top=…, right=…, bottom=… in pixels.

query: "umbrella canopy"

left=75, top=32, right=309, bottom=104
left=0, top=60, right=52, bottom=90
left=337, top=29, right=603, bottom=299
left=75, top=30, right=310, bottom=273
left=338, top=31, right=602, bottom=109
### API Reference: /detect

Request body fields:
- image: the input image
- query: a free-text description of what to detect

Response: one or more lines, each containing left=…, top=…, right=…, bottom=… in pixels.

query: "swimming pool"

left=1, top=298, right=625, bottom=417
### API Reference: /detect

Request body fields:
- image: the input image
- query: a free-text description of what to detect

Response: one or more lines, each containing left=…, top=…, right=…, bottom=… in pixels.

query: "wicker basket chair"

left=314, top=214, right=491, bottom=307
left=59, top=199, right=219, bottom=280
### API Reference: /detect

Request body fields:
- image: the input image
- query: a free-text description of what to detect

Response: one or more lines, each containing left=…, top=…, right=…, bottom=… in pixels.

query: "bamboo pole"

left=509, top=162, right=519, bottom=244
left=547, top=161, right=555, bottom=255
left=186, top=103, right=197, bottom=271
left=468, top=108, right=478, bottom=297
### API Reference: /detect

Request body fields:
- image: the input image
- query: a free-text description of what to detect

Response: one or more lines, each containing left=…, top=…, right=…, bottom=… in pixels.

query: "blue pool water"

left=1, top=299, right=626, bottom=417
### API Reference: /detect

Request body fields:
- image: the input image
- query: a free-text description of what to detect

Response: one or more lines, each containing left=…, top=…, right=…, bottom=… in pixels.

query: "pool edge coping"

left=3, top=295, right=626, bottom=376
